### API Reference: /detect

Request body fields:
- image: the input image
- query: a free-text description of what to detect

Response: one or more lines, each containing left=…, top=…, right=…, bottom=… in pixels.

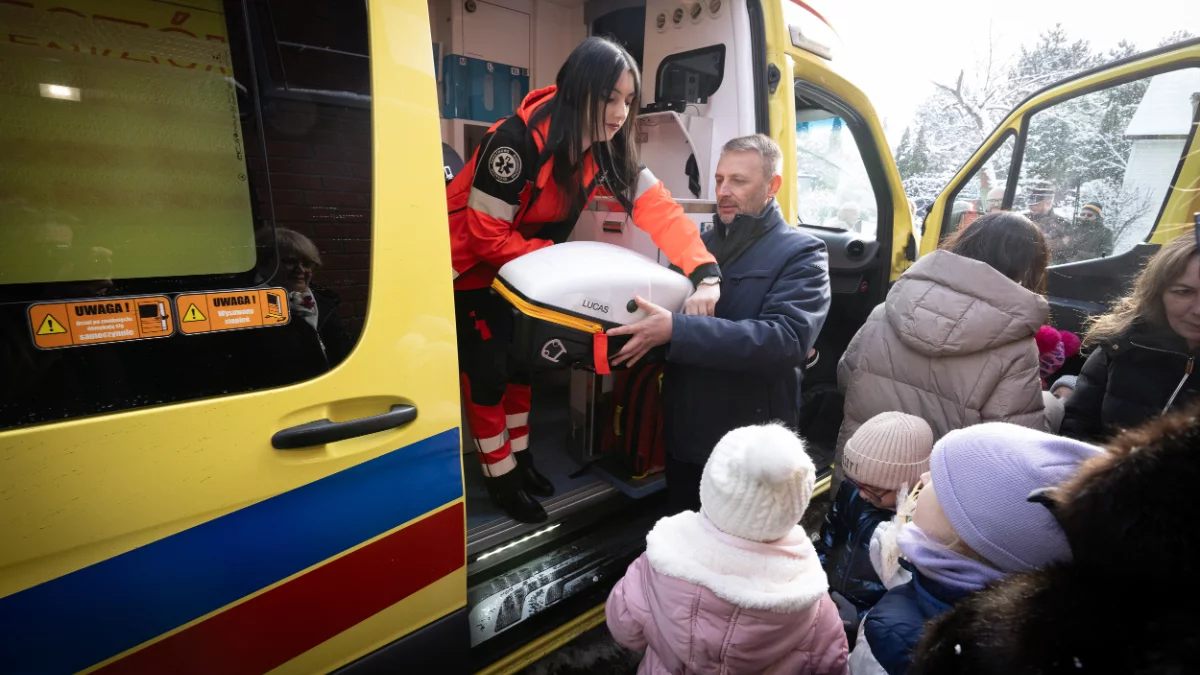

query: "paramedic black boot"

left=515, top=451, right=555, bottom=498
left=486, top=472, right=548, bottom=524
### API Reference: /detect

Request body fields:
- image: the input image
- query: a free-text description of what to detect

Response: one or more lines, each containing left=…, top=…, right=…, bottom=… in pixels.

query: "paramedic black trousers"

left=454, top=289, right=532, bottom=479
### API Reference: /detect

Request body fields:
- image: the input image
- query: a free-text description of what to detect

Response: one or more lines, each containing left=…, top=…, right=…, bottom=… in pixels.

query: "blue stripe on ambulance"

left=0, top=429, right=463, bottom=675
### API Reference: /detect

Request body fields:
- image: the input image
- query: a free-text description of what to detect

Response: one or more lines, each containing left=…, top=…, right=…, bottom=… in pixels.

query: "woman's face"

left=1162, top=255, right=1200, bottom=350
left=597, top=70, right=636, bottom=142
left=279, top=253, right=316, bottom=294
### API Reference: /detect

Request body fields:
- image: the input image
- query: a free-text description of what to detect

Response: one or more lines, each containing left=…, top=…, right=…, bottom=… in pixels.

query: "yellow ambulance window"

left=1012, top=68, right=1200, bottom=265
left=938, top=134, right=1018, bottom=237
left=0, top=0, right=373, bottom=430
left=0, top=0, right=255, bottom=284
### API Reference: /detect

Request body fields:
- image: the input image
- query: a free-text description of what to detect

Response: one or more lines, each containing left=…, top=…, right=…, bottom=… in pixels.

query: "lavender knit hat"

left=930, top=423, right=1102, bottom=573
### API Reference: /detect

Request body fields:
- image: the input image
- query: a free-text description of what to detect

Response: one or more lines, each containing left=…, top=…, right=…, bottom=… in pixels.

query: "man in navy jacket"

left=609, top=134, right=831, bottom=512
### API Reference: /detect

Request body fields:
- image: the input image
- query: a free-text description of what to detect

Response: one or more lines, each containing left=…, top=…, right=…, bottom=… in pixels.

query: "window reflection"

left=795, top=112, right=878, bottom=240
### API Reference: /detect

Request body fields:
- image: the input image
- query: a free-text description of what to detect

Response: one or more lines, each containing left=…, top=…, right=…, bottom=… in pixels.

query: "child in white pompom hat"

left=606, top=423, right=848, bottom=674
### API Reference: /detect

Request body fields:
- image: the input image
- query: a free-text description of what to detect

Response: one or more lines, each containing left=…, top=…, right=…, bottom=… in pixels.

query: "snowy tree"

left=896, top=25, right=1195, bottom=244
left=1159, top=30, right=1196, bottom=47
left=895, top=126, right=932, bottom=187
left=1009, top=26, right=1100, bottom=97
left=897, top=85, right=988, bottom=199
left=895, top=25, right=1111, bottom=204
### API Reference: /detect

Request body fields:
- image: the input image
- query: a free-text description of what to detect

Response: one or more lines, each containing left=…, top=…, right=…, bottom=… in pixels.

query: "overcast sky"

left=818, top=0, right=1194, bottom=146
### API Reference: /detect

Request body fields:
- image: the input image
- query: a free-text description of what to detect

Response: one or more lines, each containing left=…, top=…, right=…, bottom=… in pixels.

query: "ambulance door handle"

left=272, top=405, right=418, bottom=450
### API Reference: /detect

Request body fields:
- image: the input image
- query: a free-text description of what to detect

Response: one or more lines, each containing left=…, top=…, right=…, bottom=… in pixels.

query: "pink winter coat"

left=606, top=512, right=849, bottom=674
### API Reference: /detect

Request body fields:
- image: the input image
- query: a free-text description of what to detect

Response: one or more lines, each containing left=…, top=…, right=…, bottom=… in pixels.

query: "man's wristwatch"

left=698, top=276, right=721, bottom=287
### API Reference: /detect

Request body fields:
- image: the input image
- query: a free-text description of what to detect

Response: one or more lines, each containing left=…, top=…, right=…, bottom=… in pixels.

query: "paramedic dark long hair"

left=526, top=36, right=642, bottom=216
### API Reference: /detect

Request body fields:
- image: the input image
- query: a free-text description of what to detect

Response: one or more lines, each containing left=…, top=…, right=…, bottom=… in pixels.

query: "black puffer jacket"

left=816, top=483, right=891, bottom=615
left=1061, top=322, right=1200, bottom=442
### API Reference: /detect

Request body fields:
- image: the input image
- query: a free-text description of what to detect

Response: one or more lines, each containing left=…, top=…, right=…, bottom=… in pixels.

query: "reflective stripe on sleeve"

left=634, top=168, right=658, bottom=201
left=468, top=187, right=519, bottom=222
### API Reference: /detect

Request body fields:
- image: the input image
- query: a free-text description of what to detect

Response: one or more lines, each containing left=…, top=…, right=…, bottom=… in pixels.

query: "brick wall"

left=245, top=98, right=373, bottom=337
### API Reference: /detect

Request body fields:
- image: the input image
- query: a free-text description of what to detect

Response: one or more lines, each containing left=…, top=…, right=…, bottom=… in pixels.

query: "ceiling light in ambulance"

left=784, top=0, right=838, bottom=61
left=39, top=84, right=80, bottom=101
left=789, top=22, right=834, bottom=60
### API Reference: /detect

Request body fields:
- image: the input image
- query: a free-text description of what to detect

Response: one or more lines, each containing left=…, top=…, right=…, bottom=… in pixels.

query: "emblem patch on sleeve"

left=488, top=147, right=522, bottom=184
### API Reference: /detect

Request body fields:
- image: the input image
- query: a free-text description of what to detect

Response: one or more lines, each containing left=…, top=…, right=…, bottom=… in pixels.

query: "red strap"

left=471, top=313, right=492, bottom=341
left=593, top=332, right=610, bottom=375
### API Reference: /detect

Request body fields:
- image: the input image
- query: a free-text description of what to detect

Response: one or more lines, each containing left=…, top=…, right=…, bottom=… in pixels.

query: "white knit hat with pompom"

left=700, top=423, right=816, bottom=543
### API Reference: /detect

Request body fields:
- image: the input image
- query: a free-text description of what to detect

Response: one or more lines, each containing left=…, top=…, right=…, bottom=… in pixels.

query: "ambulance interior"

left=432, top=0, right=742, bottom=646
left=434, top=0, right=879, bottom=651
left=433, top=0, right=750, bottom=538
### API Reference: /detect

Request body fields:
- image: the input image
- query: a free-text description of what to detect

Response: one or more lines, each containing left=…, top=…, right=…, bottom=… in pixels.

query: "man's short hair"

left=721, top=134, right=783, bottom=180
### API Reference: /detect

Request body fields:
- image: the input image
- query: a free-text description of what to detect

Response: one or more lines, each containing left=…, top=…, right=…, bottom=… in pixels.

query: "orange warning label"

left=175, top=288, right=291, bottom=335
left=29, top=295, right=175, bottom=350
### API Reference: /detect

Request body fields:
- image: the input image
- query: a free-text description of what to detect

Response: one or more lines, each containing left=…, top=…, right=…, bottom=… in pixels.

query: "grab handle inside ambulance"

left=271, top=404, right=418, bottom=449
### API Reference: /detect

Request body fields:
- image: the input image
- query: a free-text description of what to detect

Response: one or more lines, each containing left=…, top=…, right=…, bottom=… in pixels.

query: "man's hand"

left=684, top=282, right=720, bottom=316
left=607, top=296, right=673, bottom=367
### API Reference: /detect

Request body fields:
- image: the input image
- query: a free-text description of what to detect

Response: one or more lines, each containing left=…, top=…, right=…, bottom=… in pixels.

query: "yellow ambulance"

left=0, top=0, right=1196, bottom=672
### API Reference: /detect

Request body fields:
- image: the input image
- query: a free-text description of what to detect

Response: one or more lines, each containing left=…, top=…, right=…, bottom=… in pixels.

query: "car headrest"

left=442, top=143, right=464, bottom=184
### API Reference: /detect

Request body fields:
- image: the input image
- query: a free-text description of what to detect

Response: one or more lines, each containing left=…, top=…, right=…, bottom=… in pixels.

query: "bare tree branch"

left=932, top=70, right=987, bottom=132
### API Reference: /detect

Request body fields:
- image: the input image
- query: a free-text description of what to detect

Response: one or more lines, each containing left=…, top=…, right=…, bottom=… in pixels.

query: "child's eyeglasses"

left=848, top=478, right=887, bottom=504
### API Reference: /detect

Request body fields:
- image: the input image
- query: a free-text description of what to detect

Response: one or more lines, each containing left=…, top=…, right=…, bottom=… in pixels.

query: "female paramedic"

left=447, top=37, right=722, bottom=523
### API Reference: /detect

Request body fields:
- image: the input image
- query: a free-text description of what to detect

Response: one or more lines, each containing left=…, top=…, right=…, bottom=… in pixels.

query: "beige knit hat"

left=842, top=412, right=933, bottom=491
left=700, top=423, right=815, bottom=543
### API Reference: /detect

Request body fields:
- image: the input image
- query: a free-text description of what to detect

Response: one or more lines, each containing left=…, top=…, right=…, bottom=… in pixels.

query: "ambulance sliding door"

left=0, top=1, right=466, bottom=673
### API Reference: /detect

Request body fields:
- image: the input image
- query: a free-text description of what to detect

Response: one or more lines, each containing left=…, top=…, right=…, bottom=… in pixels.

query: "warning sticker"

left=37, top=314, right=68, bottom=336
left=28, top=295, right=175, bottom=350
left=182, top=303, right=207, bottom=323
left=175, top=288, right=291, bottom=335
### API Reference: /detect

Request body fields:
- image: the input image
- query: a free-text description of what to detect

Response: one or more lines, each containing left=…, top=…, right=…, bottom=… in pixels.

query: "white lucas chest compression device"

left=493, top=241, right=695, bottom=371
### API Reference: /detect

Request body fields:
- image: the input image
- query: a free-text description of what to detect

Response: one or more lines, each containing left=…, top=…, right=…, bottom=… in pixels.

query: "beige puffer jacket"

left=834, top=250, right=1049, bottom=488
